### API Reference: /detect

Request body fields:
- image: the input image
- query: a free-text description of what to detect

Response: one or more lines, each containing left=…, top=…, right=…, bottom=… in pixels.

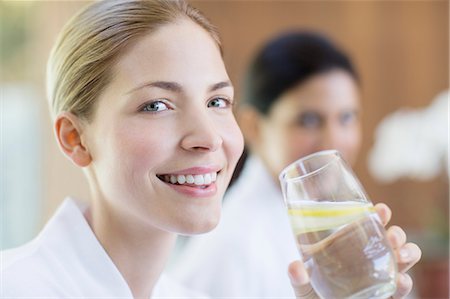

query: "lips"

left=157, top=170, right=220, bottom=197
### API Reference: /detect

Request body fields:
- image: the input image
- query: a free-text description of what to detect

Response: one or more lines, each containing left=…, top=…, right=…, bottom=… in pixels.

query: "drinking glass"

left=279, top=150, right=397, bottom=299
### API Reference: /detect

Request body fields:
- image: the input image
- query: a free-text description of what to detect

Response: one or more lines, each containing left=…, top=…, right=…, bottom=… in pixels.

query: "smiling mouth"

left=157, top=172, right=218, bottom=188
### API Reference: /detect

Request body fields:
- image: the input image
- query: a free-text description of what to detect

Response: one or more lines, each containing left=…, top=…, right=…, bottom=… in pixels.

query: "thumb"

left=288, top=261, right=319, bottom=299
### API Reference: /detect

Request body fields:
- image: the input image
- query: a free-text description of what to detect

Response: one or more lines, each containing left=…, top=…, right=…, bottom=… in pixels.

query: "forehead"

left=111, top=18, right=227, bottom=92
left=272, top=70, right=360, bottom=115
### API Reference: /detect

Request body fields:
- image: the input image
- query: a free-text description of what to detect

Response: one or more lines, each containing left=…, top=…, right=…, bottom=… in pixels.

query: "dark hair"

left=241, top=31, right=358, bottom=115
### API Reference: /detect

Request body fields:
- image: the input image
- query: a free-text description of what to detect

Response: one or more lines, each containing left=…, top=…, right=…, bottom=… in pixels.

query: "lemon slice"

left=288, top=201, right=375, bottom=234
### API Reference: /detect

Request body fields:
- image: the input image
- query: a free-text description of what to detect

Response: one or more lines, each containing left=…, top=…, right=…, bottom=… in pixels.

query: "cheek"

left=259, top=125, right=295, bottom=176
left=105, top=122, right=174, bottom=187
left=340, top=126, right=362, bottom=163
left=346, top=127, right=362, bottom=149
left=222, top=117, right=244, bottom=170
left=126, top=132, right=161, bottom=154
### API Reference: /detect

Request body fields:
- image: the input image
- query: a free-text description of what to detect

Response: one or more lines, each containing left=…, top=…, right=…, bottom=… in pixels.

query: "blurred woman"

left=173, top=31, right=420, bottom=299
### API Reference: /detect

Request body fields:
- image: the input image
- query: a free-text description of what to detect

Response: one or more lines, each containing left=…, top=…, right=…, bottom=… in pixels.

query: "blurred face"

left=82, top=19, right=244, bottom=235
left=255, top=70, right=361, bottom=180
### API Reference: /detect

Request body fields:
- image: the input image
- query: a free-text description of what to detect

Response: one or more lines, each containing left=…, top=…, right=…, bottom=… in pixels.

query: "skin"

left=240, top=70, right=421, bottom=298
left=243, top=70, right=362, bottom=181
left=55, top=18, right=244, bottom=298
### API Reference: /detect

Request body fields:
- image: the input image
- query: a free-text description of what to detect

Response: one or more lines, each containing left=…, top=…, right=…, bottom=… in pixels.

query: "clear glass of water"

left=279, top=150, right=397, bottom=299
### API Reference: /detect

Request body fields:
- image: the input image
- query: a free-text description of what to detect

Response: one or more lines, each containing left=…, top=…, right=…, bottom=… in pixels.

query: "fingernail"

left=289, top=266, right=309, bottom=285
left=298, top=267, right=310, bottom=285
left=400, top=249, right=409, bottom=260
left=400, top=273, right=408, bottom=283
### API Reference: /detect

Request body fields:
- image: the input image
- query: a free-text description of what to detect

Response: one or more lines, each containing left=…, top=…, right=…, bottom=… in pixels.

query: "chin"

left=176, top=210, right=221, bottom=236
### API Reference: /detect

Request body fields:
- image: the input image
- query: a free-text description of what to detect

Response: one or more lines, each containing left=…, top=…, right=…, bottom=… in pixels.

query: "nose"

left=319, top=123, right=344, bottom=152
left=180, top=111, right=223, bottom=152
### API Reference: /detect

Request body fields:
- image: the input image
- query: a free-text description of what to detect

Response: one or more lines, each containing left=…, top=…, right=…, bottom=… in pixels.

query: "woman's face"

left=82, top=19, right=244, bottom=235
left=255, top=70, right=361, bottom=180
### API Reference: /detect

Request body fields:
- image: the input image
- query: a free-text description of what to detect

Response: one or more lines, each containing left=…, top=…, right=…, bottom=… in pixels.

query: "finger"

left=386, top=225, right=407, bottom=249
left=392, top=273, right=413, bottom=299
left=374, top=203, right=391, bottom=226
left=288, top=261, right=319, bottom=299
left=395, top=242, right=422, bottom=273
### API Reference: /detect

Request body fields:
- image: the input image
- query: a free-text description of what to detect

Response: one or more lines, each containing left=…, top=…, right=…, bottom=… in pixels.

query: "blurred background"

left=1, top=1, right=448, bottom=298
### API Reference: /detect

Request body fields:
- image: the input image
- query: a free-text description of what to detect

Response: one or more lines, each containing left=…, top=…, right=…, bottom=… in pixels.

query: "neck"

left=86, top=200, right=177, bottom=299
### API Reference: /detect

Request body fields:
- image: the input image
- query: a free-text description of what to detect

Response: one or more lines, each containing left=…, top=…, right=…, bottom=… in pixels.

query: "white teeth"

left=194, top=175, right=204, bottom=185
left=177, top=175, right=186, bottom=184
left=204, top=173, right=212, bottom=184
left=186, top=175, right=195, bottom=184
left=163, top=172, right=218, bottom=185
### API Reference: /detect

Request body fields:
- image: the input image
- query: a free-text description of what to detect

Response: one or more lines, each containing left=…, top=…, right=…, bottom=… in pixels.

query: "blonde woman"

left=2, top=0, right=243, bottom=297
left=1, top=1, right=419, bottom=298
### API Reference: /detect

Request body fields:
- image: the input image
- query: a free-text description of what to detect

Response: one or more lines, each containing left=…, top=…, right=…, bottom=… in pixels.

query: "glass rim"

left=278, top=149, right=341, bottom=183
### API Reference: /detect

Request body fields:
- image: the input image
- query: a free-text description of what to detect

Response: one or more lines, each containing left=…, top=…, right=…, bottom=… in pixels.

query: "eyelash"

left=298, top=113, right=322, bottom=128
left=208, top=97, right=233, bottom=109
left=138, top=96, right=233, bottom=114
left=139, top=100, right=171, bottom=113
left=340, top=112, right=357, bottom=124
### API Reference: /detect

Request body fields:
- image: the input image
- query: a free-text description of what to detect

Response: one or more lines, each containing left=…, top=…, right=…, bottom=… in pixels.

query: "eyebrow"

left=209, top=81, right=232, bottom=92
left=125, top=81, right=181, bottom=94
left=125, top=80, right=232, bottom=95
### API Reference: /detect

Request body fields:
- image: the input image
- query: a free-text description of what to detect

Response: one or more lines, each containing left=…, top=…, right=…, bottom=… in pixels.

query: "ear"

left=237, top=106, right=264, bottom=150
left=54, top=112, right=92, bottom=167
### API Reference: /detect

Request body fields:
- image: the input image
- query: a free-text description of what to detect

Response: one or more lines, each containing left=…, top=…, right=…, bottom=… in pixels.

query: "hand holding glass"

left=279, top=150, right=397, bottom=299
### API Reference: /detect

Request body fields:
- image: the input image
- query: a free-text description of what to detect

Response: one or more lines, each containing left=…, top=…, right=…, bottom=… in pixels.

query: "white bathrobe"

left=172, top=156, right=300, bottom=298
left=2, top=198, right=205, bottom=298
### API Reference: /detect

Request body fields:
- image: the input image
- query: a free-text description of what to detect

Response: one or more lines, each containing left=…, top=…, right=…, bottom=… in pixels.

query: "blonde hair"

left=47, top=0, right=221, bottom=121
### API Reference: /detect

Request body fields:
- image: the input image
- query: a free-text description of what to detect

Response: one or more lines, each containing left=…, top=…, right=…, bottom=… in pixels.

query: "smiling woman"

left=74, top=18, right=242, bottom=235
left=1, top=0, right=243, bottom=298
left=1, top=1, right=423, bottom=298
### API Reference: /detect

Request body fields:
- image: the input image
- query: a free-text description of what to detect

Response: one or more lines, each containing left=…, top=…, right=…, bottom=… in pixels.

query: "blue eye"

left=340, top=111, right=358, bottom=125
left=208, top=97, right=230, bottom=108
left=298, top=112, right=322, bottom=129
left=141, top=101, right=169, bottom=112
